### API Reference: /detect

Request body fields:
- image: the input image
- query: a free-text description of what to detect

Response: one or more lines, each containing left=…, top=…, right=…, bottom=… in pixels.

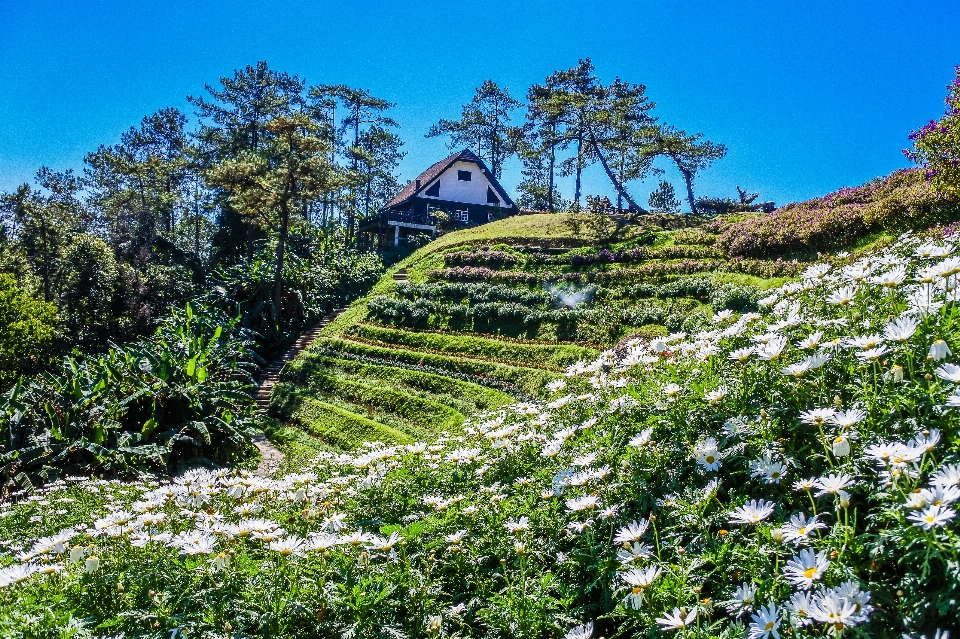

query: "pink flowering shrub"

left=712, top=169, right=958, bottom=258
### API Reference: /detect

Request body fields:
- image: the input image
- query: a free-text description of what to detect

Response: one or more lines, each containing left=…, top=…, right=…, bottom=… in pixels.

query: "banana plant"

left=0, top=303, right=261, bottom=488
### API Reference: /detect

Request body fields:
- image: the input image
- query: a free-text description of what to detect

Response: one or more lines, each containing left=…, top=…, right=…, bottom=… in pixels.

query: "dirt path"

left=252, top=306, right=348, bottom=477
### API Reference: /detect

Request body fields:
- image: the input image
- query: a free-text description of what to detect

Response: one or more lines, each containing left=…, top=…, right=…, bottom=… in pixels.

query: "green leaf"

left=142, top=417, right=158, bottom=438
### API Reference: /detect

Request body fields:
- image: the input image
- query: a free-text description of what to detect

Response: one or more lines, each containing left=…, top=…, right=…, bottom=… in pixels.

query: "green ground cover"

left=270, top=390, right=414, bottom=450
left=274, top=370, right=465, bottom=438
left=346, top=324, right=598, bottom=370
left=286, top=352, right=514, bottom=413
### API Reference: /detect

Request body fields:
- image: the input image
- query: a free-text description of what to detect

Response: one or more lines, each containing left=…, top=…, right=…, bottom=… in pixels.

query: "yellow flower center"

left=804, top=567, right=818, bottom=579
left=765, top=622, right=775, bottom=630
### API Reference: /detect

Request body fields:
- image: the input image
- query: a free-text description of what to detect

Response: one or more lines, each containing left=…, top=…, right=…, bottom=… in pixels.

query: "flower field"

left=3, top=228, right=960, bottom=637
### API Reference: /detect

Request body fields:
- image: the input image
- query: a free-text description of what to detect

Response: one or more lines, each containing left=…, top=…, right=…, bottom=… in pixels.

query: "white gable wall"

left=421, top=161, right=504, bottom=206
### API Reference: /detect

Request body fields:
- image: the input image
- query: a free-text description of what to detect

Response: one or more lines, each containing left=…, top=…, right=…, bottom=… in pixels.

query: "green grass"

left=275, top=368, right=466, bottom=439
left=260, top=416, right=337, bottom=474
left=347, top=323, right=598, bottom=371
left=270, top=390, right=413, bottom=450
left=286, top=352, right=514, bottom=414
left=307, top=337, right=560, bottom=397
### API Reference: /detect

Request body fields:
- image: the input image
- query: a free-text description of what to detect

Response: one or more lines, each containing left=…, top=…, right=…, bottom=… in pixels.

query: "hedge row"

left=428, top=258, right=804, bottom=283
left=394, top=281, right=553, bottom=307
left=710, top=168, right=960, bottom=258
left=441, top=244, right=721, bottom=268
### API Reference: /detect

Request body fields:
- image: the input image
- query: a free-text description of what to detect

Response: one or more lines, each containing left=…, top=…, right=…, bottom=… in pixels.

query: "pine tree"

left=648, top=181, right=681, bottom=213
left=427, top=80, right=523, bottom=179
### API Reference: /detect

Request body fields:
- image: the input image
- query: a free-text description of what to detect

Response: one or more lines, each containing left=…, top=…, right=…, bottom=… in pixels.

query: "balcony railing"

left=386, top=210, right=438, bottom=226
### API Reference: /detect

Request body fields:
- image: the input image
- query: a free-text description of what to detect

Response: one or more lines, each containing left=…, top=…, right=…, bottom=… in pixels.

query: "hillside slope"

left=265, top=212, right=812, bottom=460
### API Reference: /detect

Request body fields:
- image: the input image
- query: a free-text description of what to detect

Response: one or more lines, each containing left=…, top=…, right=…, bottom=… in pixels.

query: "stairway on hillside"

left=252, top=306, right=348, bottom=476
left=393, top=269, right=408, bottom=282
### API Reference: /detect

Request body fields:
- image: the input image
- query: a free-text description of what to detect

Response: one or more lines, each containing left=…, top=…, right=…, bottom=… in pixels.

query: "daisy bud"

left=770, top=527, right=785, bottom=542
left=832, top=436, right=851, bottom=457
left=929, top=339, right=952, bottom=361
left=68, top=546, right=85, bottom=565
left=887, top=365, right=904, bottom=382
left=839, top=493, right=851, bottom=508
left=85, top=556, right=100, bottom=574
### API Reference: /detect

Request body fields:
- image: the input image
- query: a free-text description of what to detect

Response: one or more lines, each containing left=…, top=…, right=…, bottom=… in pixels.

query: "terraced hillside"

left=266, top=212, right=842, bottom=461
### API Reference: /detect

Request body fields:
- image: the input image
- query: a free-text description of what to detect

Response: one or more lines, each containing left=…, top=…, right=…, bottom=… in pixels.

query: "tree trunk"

left=677, top=164, right=697, bottom=214
left=574, top=134, right=583, bottom=206
left=548, top=128, right=556, bottom=212
left=587, top=127, right=647, bottom=213
left=272, top=203, right=289, bottom=317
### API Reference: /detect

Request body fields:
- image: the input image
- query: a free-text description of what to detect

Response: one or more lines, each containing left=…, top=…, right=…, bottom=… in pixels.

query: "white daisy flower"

left=748, top=603, right=781, bottom=639
left=783, top=549, right=829, bottom=588
left=907, top=504, right=956, bottom=530
left=729, top=499, right=776, bottom=525
left=655, top=607, right=697, bottom=630
left=929, top=340, right=952, bottom=361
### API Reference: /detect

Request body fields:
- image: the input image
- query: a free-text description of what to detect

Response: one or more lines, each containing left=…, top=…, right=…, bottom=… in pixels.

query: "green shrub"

left=0, top=274, right=58, bottom=390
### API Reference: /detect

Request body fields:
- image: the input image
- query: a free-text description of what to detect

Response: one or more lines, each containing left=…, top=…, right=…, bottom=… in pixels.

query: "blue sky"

left=1, top=0, right=958, bottom=208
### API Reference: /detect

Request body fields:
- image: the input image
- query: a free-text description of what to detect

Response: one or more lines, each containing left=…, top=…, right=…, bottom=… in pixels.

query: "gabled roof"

left=383, top=148, right=516, bottom=210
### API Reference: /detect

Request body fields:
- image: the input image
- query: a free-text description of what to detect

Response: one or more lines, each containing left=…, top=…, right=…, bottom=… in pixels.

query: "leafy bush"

left=443, top=249, right=523, bottom=267
left=207, top=240, right=383, bottom=359
left=366, top=295, right=437, bottom=327
left=394, top=282, right=552, bottom=307
left=0, top=303, right=259, bottom=488
left=904, top=65, right=960, bottom=198
left=429, top=258, right=804, bottom=283
left=0, top=274, right=58, bottom=390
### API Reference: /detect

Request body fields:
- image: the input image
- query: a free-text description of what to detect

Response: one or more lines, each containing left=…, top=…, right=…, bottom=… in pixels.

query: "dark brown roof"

left=383, top=148, right=516, bottom=210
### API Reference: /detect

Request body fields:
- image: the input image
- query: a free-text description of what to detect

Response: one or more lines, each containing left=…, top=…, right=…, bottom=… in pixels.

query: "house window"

left=454, top=210, right=469, bottom=222
left=486, top=187, right=500, bottom=204
left=457, top=170, right=471, bottom=181
left=425, top=181, right=440, bottom=197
